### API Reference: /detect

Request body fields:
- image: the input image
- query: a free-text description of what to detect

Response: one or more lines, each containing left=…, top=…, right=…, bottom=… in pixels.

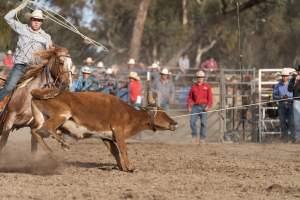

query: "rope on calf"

left=171, top=97, right=299, bottom=119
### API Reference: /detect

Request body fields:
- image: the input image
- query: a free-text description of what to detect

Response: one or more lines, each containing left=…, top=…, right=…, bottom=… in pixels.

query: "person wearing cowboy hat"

left=273, top=68, right=295, bottom=142
left=151, top=68, right=175, bottom=111
left=93, top=61, right=106, bottom=87
left=288, top=65, right=300, bottom=143
left=72, top=66, right=99, bottom=92
left=187, top=70, right=213, bottom=144
left=102, top=68, right=117, bottom=95
left=128, top=71, right=142, bottom=108
left=2, top=50, right=14, bottom=70
left=80, top=57, right=96, bottom=75
left=148, top=62, right=160, bottom=84
left=0, top=1, right=52, bottom=111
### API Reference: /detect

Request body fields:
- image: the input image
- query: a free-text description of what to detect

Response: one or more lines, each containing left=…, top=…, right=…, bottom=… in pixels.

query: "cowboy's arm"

left=4, top=9, right=28, bottom=35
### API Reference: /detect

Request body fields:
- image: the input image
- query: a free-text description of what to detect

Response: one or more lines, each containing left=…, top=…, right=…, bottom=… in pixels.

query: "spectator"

left=80, top=57, right=95, bottom=73
left=152, top=68, right=175, bottom=111
left=187, top=70, right=213, bottom=144
left=148, top=62, right=160, bottom=84
left=200, top=57, right=218, bottom=72
left=94, top=61, right=106, bottom=89
left=176, top=53, right=190, bottom=81
left=72, top=66, right=99, bottom=92
left=2, top=50, right=14, bottom=70
left=128, top=71, right=142, bottom=108
left=288, top=65, right=300, bottom=143
left=102, top=68, right=117, bottom=95
left=116, top=78, right=129, bottom=102
left=273, top=68, right=294, bottom=142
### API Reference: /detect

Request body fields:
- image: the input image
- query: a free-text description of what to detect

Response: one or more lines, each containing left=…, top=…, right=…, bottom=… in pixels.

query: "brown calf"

left=31, top=89, right=177, bottom=172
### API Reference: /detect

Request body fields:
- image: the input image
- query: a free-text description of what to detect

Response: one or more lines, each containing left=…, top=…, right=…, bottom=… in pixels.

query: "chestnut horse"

left=0, top=47, right=72, bottom=153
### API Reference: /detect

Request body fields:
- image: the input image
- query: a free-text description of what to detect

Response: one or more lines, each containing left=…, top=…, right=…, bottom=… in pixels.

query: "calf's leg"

left=111, top=127, right=135, bottom=172
left=37, top=115, right=70, bottom=150
left=102, top=139, right=122, bottom=170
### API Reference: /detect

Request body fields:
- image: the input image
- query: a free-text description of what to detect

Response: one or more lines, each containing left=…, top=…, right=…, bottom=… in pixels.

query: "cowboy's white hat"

left=281, top=67, right=296, bottom=76
left=96, top=61, right=105, bottom=68
left=106, top=68, right=113, bottom=75
left=7, top=50, right=12, bottom=55
left=85, top=57, right=94, bottom=64
left=160, top=68, right=170, bottom=75
left=127, top=58, right=135, bottom=65
left=149, top=62, right=159, bottom=69
left=81, top=66, right=92, bottom=74
left=128, top=71, right=140, bottom=81
left=31, top=10, right=45, bottom=20
left=196, top=70, right=205, bottom=77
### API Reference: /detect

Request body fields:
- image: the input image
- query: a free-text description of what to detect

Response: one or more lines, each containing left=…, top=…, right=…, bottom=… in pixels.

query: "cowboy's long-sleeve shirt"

left=4, top=9, right=52, bottom=65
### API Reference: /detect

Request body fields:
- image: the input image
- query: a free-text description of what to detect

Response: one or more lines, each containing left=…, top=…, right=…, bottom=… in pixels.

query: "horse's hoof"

left=61, top=143, right=70, bottom=151
left=36, top=128, right=50, bottom=138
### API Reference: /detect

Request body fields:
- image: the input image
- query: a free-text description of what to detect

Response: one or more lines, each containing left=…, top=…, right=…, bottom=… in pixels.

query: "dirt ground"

left=0, top=129, right=299, bottom=200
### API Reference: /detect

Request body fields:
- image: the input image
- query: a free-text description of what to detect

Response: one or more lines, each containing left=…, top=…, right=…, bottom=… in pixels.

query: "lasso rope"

left=23, top=0, right=109, bottom=52
left=171, top=96, right=299, bottom=119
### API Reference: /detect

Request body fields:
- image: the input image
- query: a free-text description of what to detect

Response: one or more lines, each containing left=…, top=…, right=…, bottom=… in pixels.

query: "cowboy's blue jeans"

left=278, top=102, right=294, bottom=140
left=0, top=64, right=26, bottom=101
left=160, top=99, right=169, bottom=111
left=293, top=100, right=300, bottom=141
left=190, top=105, right=207, bottom=140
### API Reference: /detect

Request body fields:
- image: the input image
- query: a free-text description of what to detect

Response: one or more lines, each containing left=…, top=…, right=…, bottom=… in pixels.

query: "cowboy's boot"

left=0, top=96, right=10, bottom=112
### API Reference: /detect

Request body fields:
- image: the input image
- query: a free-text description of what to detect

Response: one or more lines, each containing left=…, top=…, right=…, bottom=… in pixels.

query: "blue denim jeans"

left=278, top=102, right=294, bottom=140
left=293, top=100, right=300, bottom=141
left=190, top=105, right=207, bottom=140
left=0, top=64, right=26, bottom=100
left=160, top=99, right=169, bottom=111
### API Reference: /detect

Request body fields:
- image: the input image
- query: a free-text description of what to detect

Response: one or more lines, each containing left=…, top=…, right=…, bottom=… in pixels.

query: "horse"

left=0, top=47, right=73, bottom=153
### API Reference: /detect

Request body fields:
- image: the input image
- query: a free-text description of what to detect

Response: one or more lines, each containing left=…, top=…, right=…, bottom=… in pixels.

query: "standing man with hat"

left=81, top=57, right=95, bottom=73
left=73, top=67, right=99, bottom=92
left=187, top=70, right=213, bottom=144
left=128, top=71, right=142, bottom=108
left=288, top=65, right=300, bottom=143
left=151, top=68, right=175, bottom=111
left=273, top=68, right=294, bottom=142
left=0, top=1, right=52, bottom=110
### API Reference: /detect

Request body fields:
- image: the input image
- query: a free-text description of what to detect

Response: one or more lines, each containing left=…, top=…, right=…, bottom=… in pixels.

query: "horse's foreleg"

left=0, top=130, right=10, bottom=152
left=31, top=131, right=38, bottom=153
left=0, top=113, right=15, bottom=152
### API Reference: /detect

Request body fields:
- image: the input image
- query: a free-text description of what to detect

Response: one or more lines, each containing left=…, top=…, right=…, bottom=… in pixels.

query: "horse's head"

left=145, top=105, right=178, bottom=132
left=35, top=47, right=73, bottom=89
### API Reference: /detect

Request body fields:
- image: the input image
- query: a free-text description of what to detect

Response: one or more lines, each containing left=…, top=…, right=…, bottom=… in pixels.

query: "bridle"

left=44, top=53, right=72, bottom=89
left=146, top=106, right=158, bottom=131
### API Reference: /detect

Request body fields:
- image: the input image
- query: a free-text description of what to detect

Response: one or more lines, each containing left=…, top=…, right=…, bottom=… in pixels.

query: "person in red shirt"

left=2, top=50, right=14, bottom=69
left=187, top=70, right=213, bottom=144
left=128, top=71, right=142, bottom=108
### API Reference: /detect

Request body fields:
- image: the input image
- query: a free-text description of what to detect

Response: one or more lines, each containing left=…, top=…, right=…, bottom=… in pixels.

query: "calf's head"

left=147, top=106, right=178, bottom=131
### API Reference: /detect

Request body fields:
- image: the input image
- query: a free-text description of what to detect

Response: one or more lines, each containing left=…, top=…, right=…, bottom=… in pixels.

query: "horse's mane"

left=19, top=47, right=69, bottom=83
left=19, top=64, right=46, bottom=83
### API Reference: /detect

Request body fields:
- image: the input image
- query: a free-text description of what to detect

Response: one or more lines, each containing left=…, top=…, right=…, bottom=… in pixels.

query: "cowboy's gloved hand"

left=15, top=0, right=30, bottom=12
left=282, top=95, right=289, bottom=99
